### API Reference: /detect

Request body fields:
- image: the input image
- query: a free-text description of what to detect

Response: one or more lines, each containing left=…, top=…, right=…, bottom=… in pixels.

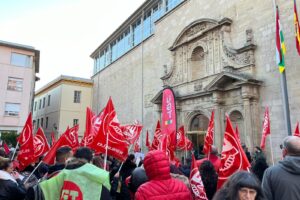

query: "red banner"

left=161, top=88, right=177, bottom=150
left=90, top=98, right=129, bottom=161
left=190, top=154, right=208, bottom=200
left=217, top=115, right=251, bottom=189
left=203, top=111, right=214, bottom=155
left=260, top=107, right=271, bottom=150
left=34, top=128, right=50, bottom=161
left=17, top=113, right=35, bottom=170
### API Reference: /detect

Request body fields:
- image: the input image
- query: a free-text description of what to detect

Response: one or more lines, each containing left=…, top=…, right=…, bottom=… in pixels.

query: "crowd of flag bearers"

left=0, top=94, right=300, bottom=200
left=1, top=1, right=300, bottom=199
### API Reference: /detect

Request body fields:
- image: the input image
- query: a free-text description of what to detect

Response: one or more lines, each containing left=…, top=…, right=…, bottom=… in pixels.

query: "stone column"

left=250, top=98, right=260, bottom=147
left=212, top=91, right=224, bottom=150
left=243, top=97, right=253, bottom=149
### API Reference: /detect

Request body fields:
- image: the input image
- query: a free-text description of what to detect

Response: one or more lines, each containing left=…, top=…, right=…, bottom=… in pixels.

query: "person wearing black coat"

left=111, top=154, right=137, bottom=200
left=0, top=156, right=27, bottom=200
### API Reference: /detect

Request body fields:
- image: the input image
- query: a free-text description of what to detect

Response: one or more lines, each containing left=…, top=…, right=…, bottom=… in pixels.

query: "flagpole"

left=269, top=135, right=275, bottom=166
left=103, top=132, right=109, bottom=171
left=117, top=143, right=134, bottom=173
left=272, top=0, right=292, bottom=136
left=11, top=142, right=19, bottom=161
left=23, top=161, right=43, bottom=184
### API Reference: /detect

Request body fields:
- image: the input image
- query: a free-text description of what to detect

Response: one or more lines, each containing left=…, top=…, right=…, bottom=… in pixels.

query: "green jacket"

left=39, top=163, right=111, bottom=200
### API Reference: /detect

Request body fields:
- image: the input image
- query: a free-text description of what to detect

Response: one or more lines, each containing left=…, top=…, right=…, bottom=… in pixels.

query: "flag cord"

left=23, top=161, right=43, bottom=184
left=11, top=142, right=19, bottom=161
left=269, top=135, right=275, bottom=166
left=103, top=132, right=109, bottom=171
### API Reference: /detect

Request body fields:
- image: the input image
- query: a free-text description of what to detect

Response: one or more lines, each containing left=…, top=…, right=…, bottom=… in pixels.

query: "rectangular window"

left=42, top=97, right=46, bottom=108
left=47, top=95, right=51, bottom=106
left=37, top=118, right=40, bottom=127
left=11, top=53, right=32, bottom=67
left=34, top=101, right=37, bottom=111
left=4, top=103, right=20, bottom=116
left=73, top=119, right=79, bottom=126
left=117, top=35, right=124, bottom=58
left=111, top=41, right=118, bottom=62
left=133, top=19, right=142, bottom=46
left=33, top=120, right=36, bottom=129
left=166, top=0, right=182, bottom=11
left=99, top=52, right=105, bottom=71
left=41, top=118, right=44, bottom=128
left=46, top=117, right=48, bottom=129
left=105, top=48, right=111, bottom=67
left=74, top=91, right=81, bottom=103
left=123, top=29, right=131, bottom=52
left=39, top=99, right=42, bottom=109
left=143, top=11, right=152, bottom=39
left=7, top=77, right=23, bottom=92
left=152, top=3, right=163, bottom=23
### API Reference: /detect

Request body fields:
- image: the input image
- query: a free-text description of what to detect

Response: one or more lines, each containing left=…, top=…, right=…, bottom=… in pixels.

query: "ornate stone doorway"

left=187, top=114, right=209, bottom=154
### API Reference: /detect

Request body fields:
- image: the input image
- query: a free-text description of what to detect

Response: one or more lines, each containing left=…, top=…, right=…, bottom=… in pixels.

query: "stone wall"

left=92, top=0, right=300, bottom=161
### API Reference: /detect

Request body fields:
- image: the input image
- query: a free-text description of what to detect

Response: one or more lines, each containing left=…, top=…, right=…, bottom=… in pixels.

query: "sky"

left=0, top=0, right=145, bottom=90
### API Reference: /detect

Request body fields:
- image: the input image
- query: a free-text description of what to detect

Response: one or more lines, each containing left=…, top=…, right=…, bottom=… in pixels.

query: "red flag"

left=151, top=121, right=163, bottom=150
left=190, top=154, right=208, bottom=200
left=294, top=122, right=300, bottom=137
left=294, top=0, right=300, bottom=55
left=90, top=98, right=129, bottom=161
left=81, top=107, right=94, bottom=146
left=203, top=111, right=214, bottom=155
left=33, top=128, right=50, bottom=161
left=43, top=128, right=73, bottom=165
left=235, top=124, right=241, bottom=143
left=81, top=108, right=104, bottom=147
left=3, top=142, right=10, bottom=155
left=67, top=125, right=80, bottom=151
left=177, top=126, right=193, bottom=151
left=161, top=88, right=177, bottom=150
left=50, top=132, right=56, bottom=146
left=260, top=107, right=270, bottom=150
left=121, top=122, right=143, bottom=144
left=146, top=130, right=150, bottom=149
left=17, top=113, right=35, bottom=170
left=217, top=115, right=251, bottom=189
left=134, top=141, right=141, bottom=153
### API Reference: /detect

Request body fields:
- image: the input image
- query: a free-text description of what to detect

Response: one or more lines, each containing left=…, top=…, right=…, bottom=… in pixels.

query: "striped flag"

left=294, top=0, right=300, bottom=55
left=276, top=6, right=286, bottom=73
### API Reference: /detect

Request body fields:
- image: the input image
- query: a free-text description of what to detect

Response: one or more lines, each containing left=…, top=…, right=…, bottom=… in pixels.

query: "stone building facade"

left=91, top=0, right=300, bottom=160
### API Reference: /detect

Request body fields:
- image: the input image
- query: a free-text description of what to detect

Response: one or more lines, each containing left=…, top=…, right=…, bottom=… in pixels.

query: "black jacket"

left=0, top=178, right=26, bottom=200
left=262, top=156, right=300, bottom=200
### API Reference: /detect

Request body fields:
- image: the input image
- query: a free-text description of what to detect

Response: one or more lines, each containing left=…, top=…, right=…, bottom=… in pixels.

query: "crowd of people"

left=0, top=135, right=300, bottom=200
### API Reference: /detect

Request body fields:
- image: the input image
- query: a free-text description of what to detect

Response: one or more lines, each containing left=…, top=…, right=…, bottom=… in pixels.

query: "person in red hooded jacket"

left=135, top=150, right=192, bottom=200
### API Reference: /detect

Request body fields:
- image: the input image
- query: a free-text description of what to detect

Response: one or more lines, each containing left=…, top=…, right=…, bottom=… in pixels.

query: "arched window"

left=190, top=46, right=205, bottom=80
left=188, top=114, right=209, bottom=155
left=229, top=111, right=245, bottom=143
